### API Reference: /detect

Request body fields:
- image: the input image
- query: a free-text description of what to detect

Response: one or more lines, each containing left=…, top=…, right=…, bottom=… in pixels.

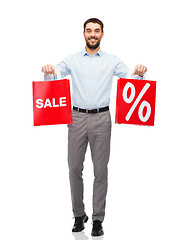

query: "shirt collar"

left=82, top=48, right=102, bottom=57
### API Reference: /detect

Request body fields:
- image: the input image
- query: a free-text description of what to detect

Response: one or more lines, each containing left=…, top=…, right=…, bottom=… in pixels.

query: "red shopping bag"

left=33, top=79, right=73, bottom=126
left=115, top=78, right=156, bottom=126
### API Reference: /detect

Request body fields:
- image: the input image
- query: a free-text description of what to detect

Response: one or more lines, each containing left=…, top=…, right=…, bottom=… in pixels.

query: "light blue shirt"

left=44, top=49, right=144, bottom=109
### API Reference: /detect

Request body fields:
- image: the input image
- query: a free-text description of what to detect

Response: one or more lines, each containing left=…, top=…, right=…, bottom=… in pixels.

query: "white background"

left=0, top=0, right=178, bottom=240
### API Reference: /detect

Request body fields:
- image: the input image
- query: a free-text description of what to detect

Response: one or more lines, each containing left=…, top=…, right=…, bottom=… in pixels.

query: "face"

left=83, top=22, right=104, bottom=50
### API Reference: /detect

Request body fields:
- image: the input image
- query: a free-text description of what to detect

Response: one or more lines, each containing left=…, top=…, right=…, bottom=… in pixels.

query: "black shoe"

left=72, top=214, right=89, bottom=232
left=91, top=220, right=104, bottom=236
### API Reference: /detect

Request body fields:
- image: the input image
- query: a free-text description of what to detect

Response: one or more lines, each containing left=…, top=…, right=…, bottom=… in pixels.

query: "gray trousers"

left=67, top=109, right=111, bottom=222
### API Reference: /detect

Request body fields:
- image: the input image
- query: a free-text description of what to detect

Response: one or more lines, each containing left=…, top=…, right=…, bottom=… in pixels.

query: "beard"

left=85, top=37, right=101, bottom=50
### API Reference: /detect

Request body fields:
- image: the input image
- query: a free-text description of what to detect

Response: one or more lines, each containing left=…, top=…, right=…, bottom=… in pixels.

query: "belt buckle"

left=86, top=108, right=92, bottom=113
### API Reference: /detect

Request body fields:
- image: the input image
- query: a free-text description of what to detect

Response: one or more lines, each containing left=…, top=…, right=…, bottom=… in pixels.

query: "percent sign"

left=122, top=82, right=151, bottom=122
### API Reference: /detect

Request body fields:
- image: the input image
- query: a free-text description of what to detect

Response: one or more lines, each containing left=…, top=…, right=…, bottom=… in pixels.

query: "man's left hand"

left=133, top=64, right=147, bottom=77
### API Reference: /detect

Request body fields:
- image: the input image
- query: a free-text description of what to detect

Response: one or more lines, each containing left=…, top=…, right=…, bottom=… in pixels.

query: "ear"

left=102, top=31, right=104, bottom=38
left=83, top=32, right=85, bottom=38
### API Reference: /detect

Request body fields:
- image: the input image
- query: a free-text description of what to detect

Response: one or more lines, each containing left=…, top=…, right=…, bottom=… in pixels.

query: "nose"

left=91, top=30, right=95, bottom=36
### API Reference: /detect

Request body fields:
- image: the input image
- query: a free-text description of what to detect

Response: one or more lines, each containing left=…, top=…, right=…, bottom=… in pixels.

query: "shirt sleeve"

left=55, top=60, right=71, bottom=79
left=113, top=56, right=145, bottom=80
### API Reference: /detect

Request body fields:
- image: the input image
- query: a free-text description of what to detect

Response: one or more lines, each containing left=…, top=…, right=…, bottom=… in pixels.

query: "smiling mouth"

left=89, top=38, right=98, bottom=43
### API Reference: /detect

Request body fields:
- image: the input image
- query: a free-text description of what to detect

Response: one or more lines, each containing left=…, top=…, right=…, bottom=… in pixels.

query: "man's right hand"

left=42, top=64, right=56, bottom=76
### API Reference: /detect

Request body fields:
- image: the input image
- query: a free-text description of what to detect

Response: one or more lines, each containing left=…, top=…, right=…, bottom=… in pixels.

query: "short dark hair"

left=84, top=18, right=104, bottom=32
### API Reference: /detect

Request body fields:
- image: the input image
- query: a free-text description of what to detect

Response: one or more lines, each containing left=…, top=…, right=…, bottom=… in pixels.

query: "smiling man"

left=84, top=20, right=104, bottom=50
left=42, top=18, right=147, bottom=237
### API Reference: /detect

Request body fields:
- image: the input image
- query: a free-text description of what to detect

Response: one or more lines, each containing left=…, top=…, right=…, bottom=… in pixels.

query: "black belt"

left=73, top=106, right=109, bottom=114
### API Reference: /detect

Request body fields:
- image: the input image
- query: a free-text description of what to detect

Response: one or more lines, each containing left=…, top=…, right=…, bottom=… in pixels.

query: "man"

left=42, top=18, right=147, bottom=237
